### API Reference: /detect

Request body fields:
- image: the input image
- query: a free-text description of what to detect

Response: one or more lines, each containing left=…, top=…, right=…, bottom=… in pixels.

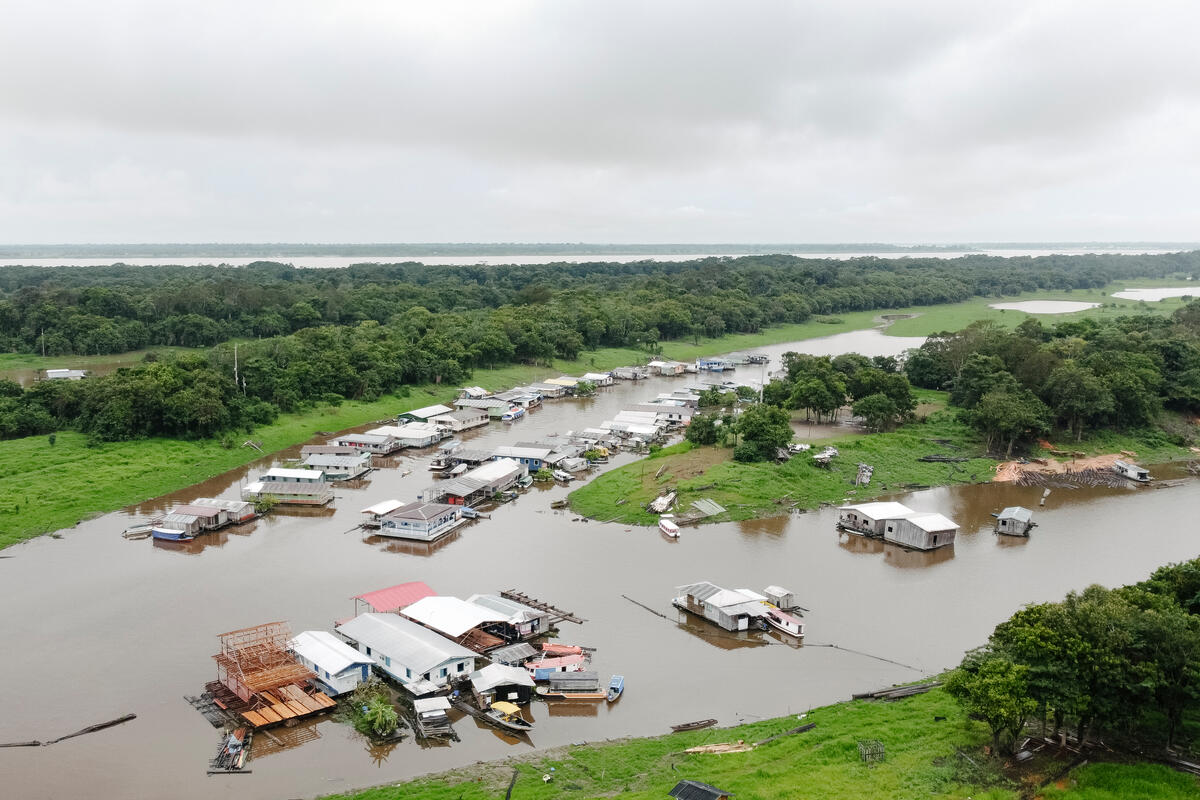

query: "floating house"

left=412, top=695, right=455, bottom=737
left=469, top=663, right=535, bottom=706
left=242, top=468, right=334, bottom=505
left=421, top=458, right=526, bottom=505
left=611, top=366, right=649, bottom=380
left=889, top=512, right=958, bottom=550
left=367, top=423, right=443, bottom=449
left=1112, top=459, right=1151, bottom=482
left=170, top=503, right=229, bottom=531
left=336, top=612, right=477, bottom=695
left=581, top=371, right=614, bottom=387
left=993, top=506, right=1036, bottom=537
left=300, top=444, right=363, bottom=457
left=44, top=368, right=88, bottom=380
left=331, top=432, right=401, bottom=455
left=401, top=595, right=509, bottom=652
left=673, top=582, right=769, bottom=632
left=646, top=360, right=687, bottom=376
left=491, top=445, right=553, bottom=472
left=429, top=407, right=488, bottom=432
left=360, top=499, right=405, bottom=528
left=545, top=376, right=582, bottom=391
left=352, top=581, right=435, bottom=615
left=396, top=404, right=455, bottom=423
left=377, top=502, right=464, bottom=542
left=190, top=497, right=257, bottom=524
left=445, top=447, right=494, bottom=469
left=302, top=452, right=372, bottom=480
left=625, top=402, right=695, bottom=424
left=454, top=397, right=512, bottom=418
left=837, top=502, right=915, bottom=537
left=458, top=386, right=491, bottom=400
left=529, top=381, right=568, bottom=398
left=489, top=642, right=539, bottom=667
left=466, top=594, right=551, bottom=639
left=288, top=630, right=375, bottom=696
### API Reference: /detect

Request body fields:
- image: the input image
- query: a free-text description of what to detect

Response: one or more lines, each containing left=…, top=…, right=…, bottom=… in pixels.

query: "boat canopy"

left=491, top=701, right=521, bottom=715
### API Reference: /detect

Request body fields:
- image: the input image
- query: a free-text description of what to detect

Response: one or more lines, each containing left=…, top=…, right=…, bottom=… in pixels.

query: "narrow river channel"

left=2, top=335, right=1197, bottom=800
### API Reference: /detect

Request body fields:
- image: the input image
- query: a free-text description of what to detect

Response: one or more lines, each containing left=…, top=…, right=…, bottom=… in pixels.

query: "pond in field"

left=2, top=339, right=1198, bottom=800
left=1111, top=287, right=1197, bottom=302
left=988, top=300, right=1101, bottom=314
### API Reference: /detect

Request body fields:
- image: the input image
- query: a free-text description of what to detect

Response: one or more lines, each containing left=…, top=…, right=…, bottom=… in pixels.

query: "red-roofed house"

left=353, top=581, right=436, bottom=615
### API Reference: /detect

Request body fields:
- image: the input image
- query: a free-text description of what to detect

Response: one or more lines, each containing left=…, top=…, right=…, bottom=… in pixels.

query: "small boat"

left=122, top=521, right=157, bottom=539
left=607, top=675, right=625, bottom=702
left=552, top=469, right=574, bottom=482
left=151, top=527, right=195, bottom=542
left=671, top=718, right=718, bottom=732
left=527, top=654, right=587, bottom=680
left=541, top=643, right=584, bottom=657
left=501, top=406, right=526, bottom=421
left=536, top=671, right=606, bottom=700
left=460, top=507, right=480, bottom=519
left=762, top=606, right=805, bottom=639
left=537, top=686, right=607, bottom=700
left=484, top=701, right=534, bottom=732
left=659, top=516, right=680, bottom=538
left=516, top=474, right=534, bottom=488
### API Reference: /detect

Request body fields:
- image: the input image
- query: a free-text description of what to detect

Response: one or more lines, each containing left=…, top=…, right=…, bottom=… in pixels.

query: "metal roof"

left=162, top=512, right=200, bottom=525
left=336, top=613, right=475, bottom=675
left=191, top=498, right=254, bottom=512
left=691, top=499, right=727, bottom=517
left=402, top=596, right=507, bottom=637
left=456, top=397, right=510, bottom=408
left=466, top=593, right=546, bottom=623
left=837, top=501, right=915, bottom=519
left=547, top=670, right=599, bottom=689
left=677, top=581, right=723, bottom=602
left=492, top=445, right=552, bottom=460
left=354, top=581, right=435, bottom=612
left=470, top=663, right=535, bottom=692
left=903, top=512, right=958, bottom=532
left=670, top=780, right=734, bottom=800
left=172, top=504, right=222, bottom=518
left=361, top=499, right=405, bottom=517
left=413, top=696, right=452, bottom=714
left=997, top=506, right=1033, bottom=522
left=466, top=458, right=523, bottom=482
left=289, top=630, right=374, bottom=674
left=403, top=404, right=454, bottom=419
left=335, top=433, right=391, bottom=444
left=388, top=501, right=459, bottom=521
left=264, top=467, right=323, bottom=480
left=302, top=454, right=370, bottom=467
left=490, top=642, right=538, bottom=664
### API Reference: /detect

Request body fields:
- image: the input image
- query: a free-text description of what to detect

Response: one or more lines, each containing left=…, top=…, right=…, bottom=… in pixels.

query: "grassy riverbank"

left=569, top=402, right=1192, bottom=527
left=322, top=687, right=1198, bottom=800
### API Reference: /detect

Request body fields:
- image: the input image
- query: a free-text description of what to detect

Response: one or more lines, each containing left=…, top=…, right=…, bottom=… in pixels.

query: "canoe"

left=671, top=718, right=717, bottom=732
left=540, top=643, right=583, bottom=657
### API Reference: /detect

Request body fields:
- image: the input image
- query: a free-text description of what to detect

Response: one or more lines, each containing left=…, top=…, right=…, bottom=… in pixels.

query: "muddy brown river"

left=2, top=346, right=1198, bottom=800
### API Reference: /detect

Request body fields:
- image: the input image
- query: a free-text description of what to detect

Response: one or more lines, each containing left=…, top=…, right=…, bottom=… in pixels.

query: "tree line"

left=1, top=251, right=1196, bottom=355
left=948, top=558, right=1200, bottom=753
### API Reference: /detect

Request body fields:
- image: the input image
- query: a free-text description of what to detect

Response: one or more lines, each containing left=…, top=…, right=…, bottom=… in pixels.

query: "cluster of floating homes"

left=837, top=501, right=959, bottom=550
left=124, top=497, right=258, bottom=542
left=673, top=582, right=806, bottom=639
left=198, top=582, right=621, bottom=745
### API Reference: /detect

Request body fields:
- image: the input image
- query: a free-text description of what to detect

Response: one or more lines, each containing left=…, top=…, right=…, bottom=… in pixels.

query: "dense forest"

left=0, top=253, right=1198, bottom=443
left=1, top=252, right=1196, bottom=356
left=948, top=558, right=1200, bottom=753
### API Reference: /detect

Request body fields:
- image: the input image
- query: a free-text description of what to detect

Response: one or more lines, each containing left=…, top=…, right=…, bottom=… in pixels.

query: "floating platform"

left=205, top=681, right=335, bottom=728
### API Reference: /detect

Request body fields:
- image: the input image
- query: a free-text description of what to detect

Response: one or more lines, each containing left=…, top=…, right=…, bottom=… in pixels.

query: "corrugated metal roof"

left=303, top=454, right=370, bottom=468
left=467, top=593, right=545, bottom=623
left=336, top=613, right=474, bottom=675
left=493, top=445, right=552, bottom=460
left=361, top=499, right=405, bottom=517
left=413, top=696, right=452, bottom=713
left=264, top=467, right=322, bottom=480
left=388, top=501, right=458, bottom=521
left=403, top=404, right=454, bottom=419
left=691, top=499, right=727, bottom=516
left=998, top=506, right=1033, bottom=522
left=289, top=630, right=374, bottom=674
left=837, top=501, right=914, bottom=519
left=354, top=581, right=435, bottom=612
left=669, top=780, right=734, bottom=800
left=470, top=663, right=534, bottom=691
left=403, top=596, right=507, bottom=637
left=904, top=512, right=958, bottom=532
left=491, top=642, right=538, bottom=664
left=676, top=581, right=723, bottom=602
left=335, top=433, right=392, bottom=444
left=172, top=504, right=222, bottom=518
left=547, top=671, right=599, bottom=689
left=434, top=476, right=487, bottom=498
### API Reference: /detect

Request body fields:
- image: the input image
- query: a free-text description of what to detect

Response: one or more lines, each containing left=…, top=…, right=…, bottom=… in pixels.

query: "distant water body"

left=0, top=247, right=1182, bottom=268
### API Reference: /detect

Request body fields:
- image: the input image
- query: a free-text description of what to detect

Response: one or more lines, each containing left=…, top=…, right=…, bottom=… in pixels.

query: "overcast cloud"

left=2, top=1, right=1199, bottom=243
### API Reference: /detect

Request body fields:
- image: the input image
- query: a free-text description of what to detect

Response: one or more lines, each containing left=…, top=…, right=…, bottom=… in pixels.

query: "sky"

left=2, top=0, right=1199, bottom=244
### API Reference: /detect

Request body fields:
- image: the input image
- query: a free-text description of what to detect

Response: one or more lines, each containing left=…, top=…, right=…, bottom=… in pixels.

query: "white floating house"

left=993, top=506, right=1035, bottom=536
left=581, top=371, right=614, bottom=387
left=302, top=452, right=372, bottom=480
left=1112, top=459, right=1151, bottom=482
left=467, top=593, right=550, bottom=639
left=44, top=368, right=87, bottom=380
left=242, top=467, right=333, bottom=505
left=332, top=432, right=401, bottom=455
left=469, top=663, right=535, bottom=706
left=889, top=512, right=958, bottom=550
left=367, top=423, right=443, bottom=449
left=837, top=502, right=916, bottom=536
left=289, top=630, right=375, bottom=696
left=429, top=407, right=488, bottom=432
left=190, top=497, right=257, bottom=524
left=377, top=501, right=464, bottom=542
left=336, top=613, right=477, bottom=695
left=361, top=499, right=406, bottom=528
left=397, top=403, right=455, bottom=423
left=673, top=581, right=769, bottom=632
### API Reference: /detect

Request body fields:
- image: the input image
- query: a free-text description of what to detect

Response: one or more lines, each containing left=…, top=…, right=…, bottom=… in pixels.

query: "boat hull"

left=151, top=528, right=195, bottom=542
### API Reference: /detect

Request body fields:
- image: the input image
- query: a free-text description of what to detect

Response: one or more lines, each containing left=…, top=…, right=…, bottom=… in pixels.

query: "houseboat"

left=673, top=582, right=771, bottom=632
left=526, top=653, right=587, bottom=680
left=1112, top=459, right=1151, bottom=482
left=501, top=406, right=526, bottom=421
left=993, top=506, right=1036, bottom=536
left=412, top=696, right=455, bottom=738
left=242, top=468, right=334, bottom=506
left=429, top=408, right=488, bottom=433
left=535, top=671, right=606, bottom=700
left=376, top=502, right=464, bottom=542
left=762, top=606, right=805, bottom=639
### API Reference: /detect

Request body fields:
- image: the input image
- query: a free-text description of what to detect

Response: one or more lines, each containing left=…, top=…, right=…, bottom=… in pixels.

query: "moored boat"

left=484, top=701, right=534, bottom=732
left=762, top=606, right=805, bottom=639
left=151, top=527, right=195, bottom=542
left=536, top=670, right=606, bottom=700
left=671, top=718, right=717, bottom=732
left=540, top=643, right=584, bottom=657
left=607, top=674, right=625, bottom=702
left=552, top=469, right=574, bottom=482
left=501, top=406, right=526, bottom=421
left=527, top=653, right=587, bottom=680
left=659, top=516, right=680, bottom=538
left=122, top=521, right=158, bottom=539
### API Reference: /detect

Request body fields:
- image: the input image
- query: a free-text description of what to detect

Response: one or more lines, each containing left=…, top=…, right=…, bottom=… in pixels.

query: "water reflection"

left=737, top=516, right=789, bottom=538
left=882, top=543, right=955, bottom=569
left=364, top=529, right=466, bottom=557
left=544, top=701, right=600, bottom=717
left=366, top=738, right=402, bottom=768
left=676, top=618, right=769, bottom=651
left=252, top=718, right=324, bottom=759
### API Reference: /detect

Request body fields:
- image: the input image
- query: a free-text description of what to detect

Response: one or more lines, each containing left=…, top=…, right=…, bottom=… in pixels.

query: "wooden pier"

left=500, top=589, right=586, bottom=624
left=205, top=681, right=335, bottom=728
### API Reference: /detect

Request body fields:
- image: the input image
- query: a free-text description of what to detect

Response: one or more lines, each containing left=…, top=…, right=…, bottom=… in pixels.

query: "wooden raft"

left=207, top=681, right=334, bottom=728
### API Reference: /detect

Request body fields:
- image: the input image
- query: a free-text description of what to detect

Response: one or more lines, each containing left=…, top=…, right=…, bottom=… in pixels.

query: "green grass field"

left=322, top=687, right=1199, bottom=800
left=569, top=400, right=1191, bottom=527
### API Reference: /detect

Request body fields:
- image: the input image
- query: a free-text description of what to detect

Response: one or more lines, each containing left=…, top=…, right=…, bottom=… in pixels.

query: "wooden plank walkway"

left=500, top=589, right=586, bottom=624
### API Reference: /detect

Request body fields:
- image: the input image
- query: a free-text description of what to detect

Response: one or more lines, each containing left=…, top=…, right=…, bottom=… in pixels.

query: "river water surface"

left=2, top=350, right=1198, bottom=800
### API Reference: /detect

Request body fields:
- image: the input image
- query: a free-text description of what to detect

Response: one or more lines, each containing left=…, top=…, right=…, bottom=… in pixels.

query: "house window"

left=405, top=668, right=412, bottom=678
left=384, top=655, right=391, bottom=666
left=457, top=662, right=465, bottom=672
left=364, top=646, right=371, bottom=656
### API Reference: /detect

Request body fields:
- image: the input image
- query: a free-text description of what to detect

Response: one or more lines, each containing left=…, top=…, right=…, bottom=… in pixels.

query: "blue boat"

left=151, top=527, right=195, bottom=542
left=607, top=674, right=625, bottom=702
